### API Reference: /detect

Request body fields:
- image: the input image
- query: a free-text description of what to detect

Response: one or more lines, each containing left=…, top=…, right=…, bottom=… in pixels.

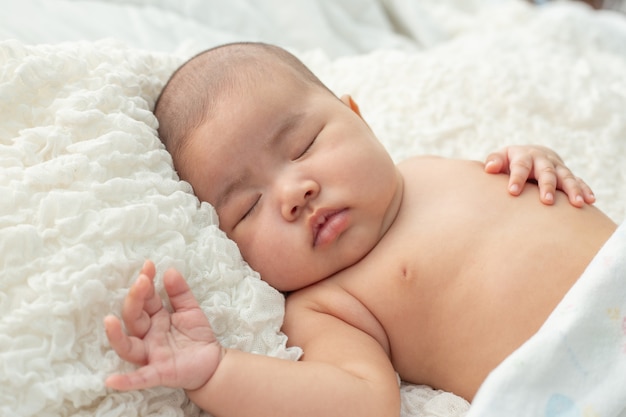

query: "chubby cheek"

left=235, top=222, right=298, bottom=287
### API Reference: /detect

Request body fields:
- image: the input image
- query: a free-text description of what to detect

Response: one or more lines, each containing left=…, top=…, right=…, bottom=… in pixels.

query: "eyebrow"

left=264, top=111, right=304, bottom=150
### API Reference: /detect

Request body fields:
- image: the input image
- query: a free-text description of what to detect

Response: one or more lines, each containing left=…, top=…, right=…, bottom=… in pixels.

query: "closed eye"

left=296, top=136, right=317, bottom=160
left=240, top=195, right=261, bottom=222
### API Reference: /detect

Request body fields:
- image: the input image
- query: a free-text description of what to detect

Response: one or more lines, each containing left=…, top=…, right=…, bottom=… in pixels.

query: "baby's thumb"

left=484, top=152, right=506, bottom=174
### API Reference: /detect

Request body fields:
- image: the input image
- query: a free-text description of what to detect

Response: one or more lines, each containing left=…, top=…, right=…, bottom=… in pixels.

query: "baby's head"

left=155, top=42, right=328, bottom=173
left=155, top=42, right=402, bottom=291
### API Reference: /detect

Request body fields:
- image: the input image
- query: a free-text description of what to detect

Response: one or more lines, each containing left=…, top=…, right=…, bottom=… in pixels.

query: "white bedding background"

left=1, top=1, right=625, bottom=417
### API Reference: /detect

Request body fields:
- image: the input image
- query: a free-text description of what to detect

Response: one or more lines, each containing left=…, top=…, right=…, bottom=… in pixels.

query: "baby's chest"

left=334, top=230, right=475, bottom=341
left=333, top=249, right=434, bottom=330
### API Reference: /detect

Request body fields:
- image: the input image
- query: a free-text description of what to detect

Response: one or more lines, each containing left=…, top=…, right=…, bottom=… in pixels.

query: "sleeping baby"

left=104, top=42, right=618, bottom=416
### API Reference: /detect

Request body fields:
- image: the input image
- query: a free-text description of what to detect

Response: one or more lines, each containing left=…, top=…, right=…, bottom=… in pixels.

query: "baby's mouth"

left=310, top=208, right=349, bottom=247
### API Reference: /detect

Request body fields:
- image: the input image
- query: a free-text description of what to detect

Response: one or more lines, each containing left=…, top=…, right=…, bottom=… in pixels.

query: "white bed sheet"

left=0, top=0, right=536, bottom=57
left=0, top=0, right=418, bottom=56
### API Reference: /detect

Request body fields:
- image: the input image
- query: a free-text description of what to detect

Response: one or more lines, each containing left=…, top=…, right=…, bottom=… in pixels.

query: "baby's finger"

left=506, top=153, right=533, bottom=196
left=163, top=268, right=200, bottom=313
left=141, top=259, right=156, bottom=277
left=104, top=315, right=148, bottom=365
left=122, top=273, right=163, bottom=338
left=138, top=260, right=161, bottom=316
left=579, top=178, right=596, bottom=204
left=105, top=365, right=162, bottom=391
left=555, top=165, right=587, bottom=208
left=532, top=157, right=558, bottom=205
left=484, top=151, right=507, bottom=174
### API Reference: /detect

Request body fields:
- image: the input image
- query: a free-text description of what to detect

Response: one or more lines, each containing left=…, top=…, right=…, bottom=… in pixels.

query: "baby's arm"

left=484, top=145, right=595, bottom=207
left=105, top=262, right=400, bottom=417
left=194, top=296, right=400, bottom=417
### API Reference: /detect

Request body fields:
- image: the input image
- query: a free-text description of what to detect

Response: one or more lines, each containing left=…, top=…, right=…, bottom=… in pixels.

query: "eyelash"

left=296, top=136, right=317, bottom=159
left=241, top=195, right=261, bottom=222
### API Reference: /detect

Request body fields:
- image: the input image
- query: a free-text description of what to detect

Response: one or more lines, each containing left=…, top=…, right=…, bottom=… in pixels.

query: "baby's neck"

left=378, top=168, right=405, bottom=240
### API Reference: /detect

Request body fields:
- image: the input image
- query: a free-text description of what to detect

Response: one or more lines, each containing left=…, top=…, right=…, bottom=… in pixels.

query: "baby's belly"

left=382, top=247, right=575, bottom=400
left=352, top=164, right=616, bottom=400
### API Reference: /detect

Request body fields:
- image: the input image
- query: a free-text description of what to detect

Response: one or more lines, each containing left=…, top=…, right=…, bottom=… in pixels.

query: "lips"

left=310, top=208, right=349, bottom=247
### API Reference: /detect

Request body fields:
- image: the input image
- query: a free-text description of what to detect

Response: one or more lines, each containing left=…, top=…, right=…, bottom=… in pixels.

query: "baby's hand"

left=104, top=261, right=222, bottom=392
left=484, top=145, right=595, bottom=207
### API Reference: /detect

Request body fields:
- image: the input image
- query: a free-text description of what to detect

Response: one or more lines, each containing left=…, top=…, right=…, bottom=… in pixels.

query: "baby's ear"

left=340, top=94, right=362, bottom=118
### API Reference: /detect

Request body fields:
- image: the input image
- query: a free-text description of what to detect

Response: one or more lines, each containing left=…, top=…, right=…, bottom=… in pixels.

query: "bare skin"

left=104, top=46, right=615, bottom=417
left=284, top=156, right=615, bottom=402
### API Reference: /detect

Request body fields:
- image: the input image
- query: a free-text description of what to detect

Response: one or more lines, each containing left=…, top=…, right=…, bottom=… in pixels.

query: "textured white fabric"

left=0, top=40, right=299, bottom=417
left=1, top=2, right=625, bottom=417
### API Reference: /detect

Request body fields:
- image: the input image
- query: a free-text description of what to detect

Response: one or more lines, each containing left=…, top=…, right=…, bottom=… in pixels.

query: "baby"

left=104, top=43, right=617, bottom=417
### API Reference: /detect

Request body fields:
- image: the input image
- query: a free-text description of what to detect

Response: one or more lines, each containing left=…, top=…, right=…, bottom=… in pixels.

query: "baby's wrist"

left=185, top=345, right=227, bottom=394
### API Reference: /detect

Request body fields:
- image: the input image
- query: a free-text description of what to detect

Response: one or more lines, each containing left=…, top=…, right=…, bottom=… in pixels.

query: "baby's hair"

left=154, top=42, right=330, bottom=174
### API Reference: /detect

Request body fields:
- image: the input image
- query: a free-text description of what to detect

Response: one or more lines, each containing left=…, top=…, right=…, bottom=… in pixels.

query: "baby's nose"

left=280, top=179, right=319, bottom=221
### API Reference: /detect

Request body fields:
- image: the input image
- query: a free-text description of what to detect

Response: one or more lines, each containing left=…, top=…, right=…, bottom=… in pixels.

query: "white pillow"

left=0, top=39, right=300, bottom=417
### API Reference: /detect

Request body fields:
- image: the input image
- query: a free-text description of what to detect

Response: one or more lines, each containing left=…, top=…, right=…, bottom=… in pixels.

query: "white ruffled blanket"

left=1, top=3, right=625, bottom=417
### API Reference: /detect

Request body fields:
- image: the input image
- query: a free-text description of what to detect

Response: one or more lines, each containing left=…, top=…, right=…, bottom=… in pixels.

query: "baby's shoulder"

left=397, top=154, right=443, bottom=166
left=284, top=278, right=390, bottom=352
left=397, top=155, right=484, bottom=180
left=284, top=278, right=353, bottom=315
left=398, top=154, right=482, bottom=167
